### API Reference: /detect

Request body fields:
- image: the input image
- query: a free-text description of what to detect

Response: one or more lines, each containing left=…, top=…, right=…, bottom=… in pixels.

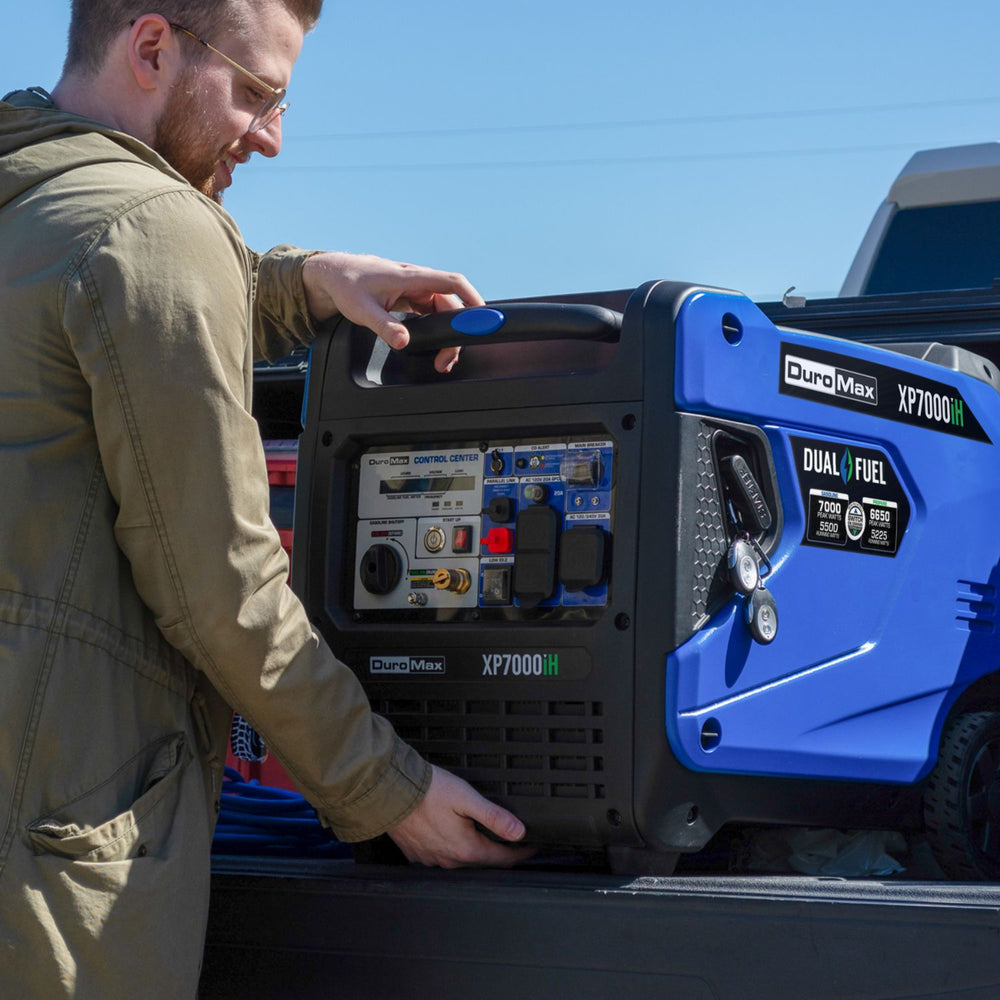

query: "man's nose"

left=247, top=114, right=283, bottom=157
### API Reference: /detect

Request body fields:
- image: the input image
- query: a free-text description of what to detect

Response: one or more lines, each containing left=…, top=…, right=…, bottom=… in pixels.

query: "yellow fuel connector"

left=432, top=567, right=471, bottom=595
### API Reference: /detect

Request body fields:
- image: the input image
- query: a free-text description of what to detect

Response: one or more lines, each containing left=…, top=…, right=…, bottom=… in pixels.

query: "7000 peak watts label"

left=792, top=436, right=910, bottom=557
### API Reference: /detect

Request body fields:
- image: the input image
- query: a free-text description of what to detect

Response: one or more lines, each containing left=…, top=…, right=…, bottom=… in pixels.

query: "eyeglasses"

left=169, top=22, right=289, bottom=133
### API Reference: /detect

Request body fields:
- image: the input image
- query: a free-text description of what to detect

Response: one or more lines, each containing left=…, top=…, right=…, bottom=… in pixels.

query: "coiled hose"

left=212, top=766, right=351, bottom=858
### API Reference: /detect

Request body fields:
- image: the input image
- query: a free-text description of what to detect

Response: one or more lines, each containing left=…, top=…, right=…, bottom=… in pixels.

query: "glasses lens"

left=248, top=95, right=287, bottom=134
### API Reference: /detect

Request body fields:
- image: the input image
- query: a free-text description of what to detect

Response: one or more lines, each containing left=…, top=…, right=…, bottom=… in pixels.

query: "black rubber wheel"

left=924, top=711, right=1000, bottom=880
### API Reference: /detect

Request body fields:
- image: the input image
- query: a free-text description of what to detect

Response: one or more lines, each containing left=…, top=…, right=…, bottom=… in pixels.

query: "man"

left=0, top=2, right=529, bottom=996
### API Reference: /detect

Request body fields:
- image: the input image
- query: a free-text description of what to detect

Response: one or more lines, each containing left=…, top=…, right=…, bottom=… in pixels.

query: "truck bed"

left=202, top=857, right=1000, bottom=999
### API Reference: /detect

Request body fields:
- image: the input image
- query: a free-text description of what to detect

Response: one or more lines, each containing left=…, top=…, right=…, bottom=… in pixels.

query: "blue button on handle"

left=450, top=308, right=507, bottom=337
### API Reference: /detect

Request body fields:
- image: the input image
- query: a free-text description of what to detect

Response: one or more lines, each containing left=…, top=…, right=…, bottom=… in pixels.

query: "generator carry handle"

left=401, top=302, right=623, bottom=352
left=309, top=280, right=691, bottom=423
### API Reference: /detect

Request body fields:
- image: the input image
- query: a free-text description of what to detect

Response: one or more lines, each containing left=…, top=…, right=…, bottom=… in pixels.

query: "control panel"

left=353, top=438, right=615, bottom=613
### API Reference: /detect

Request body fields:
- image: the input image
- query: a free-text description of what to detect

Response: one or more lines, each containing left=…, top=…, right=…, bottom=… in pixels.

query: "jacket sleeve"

left=61, top=186, right=430, bottom=840
left=250, top=243, right=325, bottom=362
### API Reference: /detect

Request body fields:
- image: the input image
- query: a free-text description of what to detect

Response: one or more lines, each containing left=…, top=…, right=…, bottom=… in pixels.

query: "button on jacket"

left=0, top=89, right=430, bottom=998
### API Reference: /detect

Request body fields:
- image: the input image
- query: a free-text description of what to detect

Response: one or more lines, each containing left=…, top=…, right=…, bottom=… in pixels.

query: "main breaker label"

left=780, top=343, right=990, bottom=443
left=791, top=436, right=910, bottom=557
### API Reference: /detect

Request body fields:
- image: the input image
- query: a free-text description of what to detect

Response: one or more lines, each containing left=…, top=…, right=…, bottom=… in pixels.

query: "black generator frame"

left=293, top=280, right=915, bottom=869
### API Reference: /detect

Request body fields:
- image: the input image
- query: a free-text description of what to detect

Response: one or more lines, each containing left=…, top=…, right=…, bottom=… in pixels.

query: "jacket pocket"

left=27, top=732, right=191, bottom=863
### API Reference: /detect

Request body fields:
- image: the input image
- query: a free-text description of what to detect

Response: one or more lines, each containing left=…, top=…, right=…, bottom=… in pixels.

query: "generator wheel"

left=924, top=711, right=1000, bottom=880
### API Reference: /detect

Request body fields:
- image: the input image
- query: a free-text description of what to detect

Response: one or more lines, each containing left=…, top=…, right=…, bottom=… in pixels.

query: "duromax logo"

left=370, top=656, right=445, bottom=675
left=784, top=354, right=878, bottom=406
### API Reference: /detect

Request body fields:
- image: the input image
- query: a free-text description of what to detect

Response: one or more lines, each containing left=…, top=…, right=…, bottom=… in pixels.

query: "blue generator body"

left=294, top=280, right=1000, bottom=874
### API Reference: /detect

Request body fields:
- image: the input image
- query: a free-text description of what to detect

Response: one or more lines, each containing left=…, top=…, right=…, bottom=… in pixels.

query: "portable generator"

left=293, top=280, right=1000, bottom=876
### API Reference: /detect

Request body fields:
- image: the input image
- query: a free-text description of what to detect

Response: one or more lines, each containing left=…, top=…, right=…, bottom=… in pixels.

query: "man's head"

left=56, top=1, right=322, bottom=202
left=64, top=1, right=323, bottom=79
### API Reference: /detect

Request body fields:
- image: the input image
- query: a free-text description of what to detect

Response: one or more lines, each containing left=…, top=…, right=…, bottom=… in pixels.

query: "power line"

left=288, top=96, right=1000, bottom=143
left=263, top=139, right=959, bottom=175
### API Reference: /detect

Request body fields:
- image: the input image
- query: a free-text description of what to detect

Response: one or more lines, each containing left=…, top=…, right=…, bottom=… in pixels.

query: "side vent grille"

left=956, top=580, right=997, bottom=632
left=375, top=698, right=606, bottom=800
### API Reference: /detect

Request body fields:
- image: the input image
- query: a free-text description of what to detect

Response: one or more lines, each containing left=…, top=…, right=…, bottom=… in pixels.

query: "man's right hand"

left=387, top=765, right=535, bottom=869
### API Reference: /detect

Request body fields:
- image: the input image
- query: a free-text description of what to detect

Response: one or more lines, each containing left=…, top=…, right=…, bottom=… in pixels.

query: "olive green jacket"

left=0, top=89, right=429, bottom=998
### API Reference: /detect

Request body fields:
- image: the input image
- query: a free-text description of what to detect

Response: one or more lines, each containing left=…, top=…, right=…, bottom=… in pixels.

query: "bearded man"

left=0, top=4, right=528, bottom=996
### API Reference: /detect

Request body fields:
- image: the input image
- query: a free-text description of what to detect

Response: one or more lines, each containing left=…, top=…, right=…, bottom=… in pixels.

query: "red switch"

left=482, top=527, right=514, bottom=554
left=452, top=524, right=473, bottom=553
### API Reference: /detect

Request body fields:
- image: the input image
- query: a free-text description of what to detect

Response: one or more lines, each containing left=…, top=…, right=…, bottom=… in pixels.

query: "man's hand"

left=387, top=765, right=535, bottom=869
left=302, top=251, right=483, bottom=373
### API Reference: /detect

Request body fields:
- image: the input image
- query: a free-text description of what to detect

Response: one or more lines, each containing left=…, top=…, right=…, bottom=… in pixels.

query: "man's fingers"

left=434, top=346, right=461, bottom=373
left=455, top=780, right=527, bottom=844
left=476, top=802, right=527, bottom=844
left=397, top=269, right=484, bottom=311
left=372, top=315, right=409, bottom=350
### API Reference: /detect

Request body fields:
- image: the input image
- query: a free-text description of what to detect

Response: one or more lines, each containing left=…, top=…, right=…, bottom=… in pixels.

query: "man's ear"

left=126, top=14, right=181, bottom=93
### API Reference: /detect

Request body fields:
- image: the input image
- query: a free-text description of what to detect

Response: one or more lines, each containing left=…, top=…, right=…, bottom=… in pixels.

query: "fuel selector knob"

left=746, top=586, right=779, bottom=644
left=360, top=544, right=402, bottom=596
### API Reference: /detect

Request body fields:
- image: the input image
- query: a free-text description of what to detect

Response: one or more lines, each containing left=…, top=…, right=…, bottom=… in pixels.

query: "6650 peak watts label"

left=780, top=343, right=990, bottom=443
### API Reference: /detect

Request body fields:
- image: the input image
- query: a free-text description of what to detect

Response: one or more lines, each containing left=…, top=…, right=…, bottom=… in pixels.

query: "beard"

left=152, top=68, right=227, bottom=204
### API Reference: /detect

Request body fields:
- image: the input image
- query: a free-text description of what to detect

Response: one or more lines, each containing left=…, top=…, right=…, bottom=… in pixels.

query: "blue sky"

left=7, top=1, right=1000, bottom=302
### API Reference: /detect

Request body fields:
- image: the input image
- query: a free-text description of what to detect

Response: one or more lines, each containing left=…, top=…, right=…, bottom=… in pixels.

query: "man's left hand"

left=302, top=251, right=483, bottom=373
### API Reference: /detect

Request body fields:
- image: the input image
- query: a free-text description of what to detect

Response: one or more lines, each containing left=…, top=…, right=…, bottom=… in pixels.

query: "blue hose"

left=212, top=766, right=351, bottom=857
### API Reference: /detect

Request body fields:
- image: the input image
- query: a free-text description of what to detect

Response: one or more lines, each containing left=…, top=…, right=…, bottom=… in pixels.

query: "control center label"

left=791, top=436, right=910, bottom=557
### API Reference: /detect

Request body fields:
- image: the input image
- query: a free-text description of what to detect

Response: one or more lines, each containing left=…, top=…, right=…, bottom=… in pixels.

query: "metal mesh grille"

left=690, top=423, right=729, bottom=624
left=374, top=698, right=606, bottom=799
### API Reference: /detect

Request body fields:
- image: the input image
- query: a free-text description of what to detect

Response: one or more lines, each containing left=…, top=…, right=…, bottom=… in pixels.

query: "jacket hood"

left=0, top=87, right=187, bottom=210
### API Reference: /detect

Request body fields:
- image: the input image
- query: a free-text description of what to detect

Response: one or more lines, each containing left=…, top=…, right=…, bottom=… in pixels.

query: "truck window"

left=864, top=200, right=1000, bottom=295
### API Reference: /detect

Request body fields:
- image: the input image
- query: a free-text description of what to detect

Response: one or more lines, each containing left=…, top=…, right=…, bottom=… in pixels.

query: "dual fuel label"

left=792, top=436, right=910, bottom=557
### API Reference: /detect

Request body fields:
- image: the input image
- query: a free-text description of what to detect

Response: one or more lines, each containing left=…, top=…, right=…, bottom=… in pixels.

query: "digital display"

left=380, top=476, right=477, bottom=496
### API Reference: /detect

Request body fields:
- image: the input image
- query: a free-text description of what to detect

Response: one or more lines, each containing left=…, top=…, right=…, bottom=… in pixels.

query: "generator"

left=293, top=280, right=1000, bottom=876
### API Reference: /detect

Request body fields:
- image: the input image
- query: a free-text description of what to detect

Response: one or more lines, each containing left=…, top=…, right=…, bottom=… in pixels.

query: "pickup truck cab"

left=841, top=142, right=1000, bottom=296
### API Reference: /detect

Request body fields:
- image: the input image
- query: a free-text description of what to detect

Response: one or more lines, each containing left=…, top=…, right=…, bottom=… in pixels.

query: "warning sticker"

left=792, top=437, right=910, bottom=557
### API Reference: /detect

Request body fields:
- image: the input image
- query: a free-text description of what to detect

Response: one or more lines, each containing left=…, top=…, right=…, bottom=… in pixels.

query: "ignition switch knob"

left=433, top=567, right=472, bottom=595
